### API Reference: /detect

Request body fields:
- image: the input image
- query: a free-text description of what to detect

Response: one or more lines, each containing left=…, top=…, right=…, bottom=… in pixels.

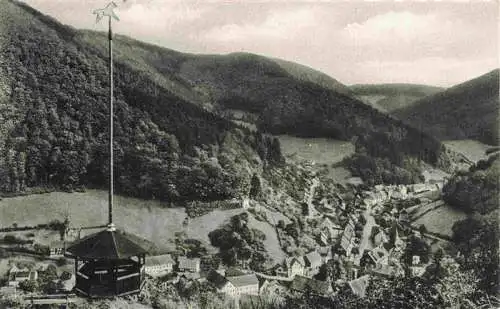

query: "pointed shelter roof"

left=66, top=227, right=147, bottom=259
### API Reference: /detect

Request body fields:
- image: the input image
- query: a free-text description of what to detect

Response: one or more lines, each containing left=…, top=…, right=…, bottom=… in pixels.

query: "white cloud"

left=201, top=8, right=319, bottom=42
left=343, top=11, right=447, bottom=44
left=116, top=1, right=206, bottom=32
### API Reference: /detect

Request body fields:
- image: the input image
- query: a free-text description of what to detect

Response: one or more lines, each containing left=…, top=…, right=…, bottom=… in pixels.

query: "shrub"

left=60, top=271, right=72, bottom=281
left=56, top=257, right=67, bottom=267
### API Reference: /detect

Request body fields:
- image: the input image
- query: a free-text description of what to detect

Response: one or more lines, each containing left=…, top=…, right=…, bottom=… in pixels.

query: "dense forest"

left=443, top=153, right=499, bottom=214
left=0, top=0, right=283, bottom=202
left=444, top=153, right=499, bottom=296
left=395, top=69, right=499, bottom=145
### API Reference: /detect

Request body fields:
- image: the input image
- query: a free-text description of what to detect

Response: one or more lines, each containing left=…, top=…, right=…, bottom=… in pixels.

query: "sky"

left=23, top=0, right=499, bottom=87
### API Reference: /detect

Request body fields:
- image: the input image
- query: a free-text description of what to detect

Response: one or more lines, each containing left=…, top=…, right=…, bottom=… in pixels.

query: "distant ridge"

left=395, top=69, right=499, bottom=145
left=350, top=83, right=444, bottom=113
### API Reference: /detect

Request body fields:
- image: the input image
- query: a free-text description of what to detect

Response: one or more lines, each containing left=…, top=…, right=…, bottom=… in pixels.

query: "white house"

left=145, top=254, right=175, bottom=276
left=284, top=256, right=305, bottom=278
left=319, top=217, right=342, bottom=245
left=220, top=274, right=259, bottom=297
left=8, top=266, right=38, bottom=287
left=49, top=240, right=66, bottom=257
left=410, top=255, right=428, bottom=277
left=178, top=256, right=201, bottom=273
left=304, top=251, right=323, bottom=276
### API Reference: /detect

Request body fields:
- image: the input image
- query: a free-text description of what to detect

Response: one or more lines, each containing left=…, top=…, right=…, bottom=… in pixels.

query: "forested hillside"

left=0, top=0, right=284, bottom=202
left=444, top=153, right=499, bottom=295
left=443, top=153, right=499, bottom=214
left=78, top=32, right=459, bottom=176
left=395, top=69, right=499, bottom=145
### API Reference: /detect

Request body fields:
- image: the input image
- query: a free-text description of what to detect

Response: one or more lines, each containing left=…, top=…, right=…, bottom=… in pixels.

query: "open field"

left=413, top=203, right=468, bottom=237
left=0, top=190, right=285, bottom=262
left=277, top=135, right=355, bottom=165
left=443, top=139, right=495, bottom=163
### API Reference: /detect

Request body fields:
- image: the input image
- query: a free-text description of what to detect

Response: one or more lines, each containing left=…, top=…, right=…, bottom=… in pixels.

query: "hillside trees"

left=208, top=213, right=271, bottom=271
left=443, top=154, right=499, bottom=214
left=0, top=4, right=284, bottom=203
left=451, top=216, right=499, bottom=295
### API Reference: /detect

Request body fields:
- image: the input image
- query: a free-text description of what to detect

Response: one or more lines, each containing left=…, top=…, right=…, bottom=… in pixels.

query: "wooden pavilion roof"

left=66, top=227, right=148, bottom=259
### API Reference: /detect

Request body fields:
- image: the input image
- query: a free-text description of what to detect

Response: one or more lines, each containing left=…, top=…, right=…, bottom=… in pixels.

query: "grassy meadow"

left=0, top=190, right=285, bottom=262
left=277, top=135, right=355, bottom=165
left=443, top=139, right=495, bottom=163
left=413, top=203, right=468, bottom=237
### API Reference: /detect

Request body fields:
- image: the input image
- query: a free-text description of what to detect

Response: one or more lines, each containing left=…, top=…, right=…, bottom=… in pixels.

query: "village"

left=0, top=161, right=450, bottom=307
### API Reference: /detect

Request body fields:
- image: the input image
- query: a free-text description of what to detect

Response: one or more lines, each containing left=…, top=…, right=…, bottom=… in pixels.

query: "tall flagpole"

left=108, top=15, right=114, bottom=226
left=93, top=2, right=120, bottom=229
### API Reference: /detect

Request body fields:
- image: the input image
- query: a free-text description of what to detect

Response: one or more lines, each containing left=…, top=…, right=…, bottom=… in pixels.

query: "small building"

left=209, top=271, right=259, bottom=297
left=284, top=256, right=306, bottom=278
left=145, top=254, right=175, bottom=276
left=410, top=255, right=428, bottom=277
left=50, top=240, right=67, bottom=257
left=178, top=256, right=201, bottom=273
left=304, top=251, right=323, bottom=275
left=259, top=279, right=285, bottom=297
left=8, top=266, right=38, bottom=287
left=224, top=274, right=259, bottom=297
left=317, top=246, right=333, bottom=264
left=348, top=275, right=370, bottom=298
left=319, top=217, right=342, bottom=245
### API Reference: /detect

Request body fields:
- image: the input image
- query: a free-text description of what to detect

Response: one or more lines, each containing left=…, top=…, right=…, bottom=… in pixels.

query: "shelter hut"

left=65, top=225, right=147, bottom=297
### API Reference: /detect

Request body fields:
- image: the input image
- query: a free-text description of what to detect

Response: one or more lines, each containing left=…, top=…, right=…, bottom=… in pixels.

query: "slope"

left=0, top=0, right=286, bottom=203
left=350, top=83, right=444, bottom=113
left=395, top=69, right=499, bottom=145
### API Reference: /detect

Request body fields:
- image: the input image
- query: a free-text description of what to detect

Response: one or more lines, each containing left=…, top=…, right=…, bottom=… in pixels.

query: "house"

left=317, top=246, right=333, bottom=263
left=145, top=254, right=175, bottom=276
left=284, top=256, right=306, bottom=278
left=259, top=279, right=286, bottom=297
left=372, top=230, right=389, bottom=247
left=319, top=217, right=342, bottom=245
left=210, top=271, right=259, bottom=297
left=348, top=275, right=370, bottom=298
left=8, top=266, right=38, bottom=287
left=340, top=222, right=356, bottom=255
left=290, top=275, right=333, bottom=296
left=304, top=251, right=323, bottom=276
left=410, top=255, right=428, bottom=277
left=225, top=274, right=259, bottom=296
left=178, top=256, right=201, bottom=273
left=49, top=240, right=66, bottom=257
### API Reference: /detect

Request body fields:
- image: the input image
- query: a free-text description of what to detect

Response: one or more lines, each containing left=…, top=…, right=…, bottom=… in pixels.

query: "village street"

left=355, top=204, right=375, bottom=265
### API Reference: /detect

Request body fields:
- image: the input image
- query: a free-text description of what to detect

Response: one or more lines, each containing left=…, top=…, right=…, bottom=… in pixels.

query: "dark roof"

left=290, top=276, right=331, bottom=295
left=66, top=228, right=148, bottom=259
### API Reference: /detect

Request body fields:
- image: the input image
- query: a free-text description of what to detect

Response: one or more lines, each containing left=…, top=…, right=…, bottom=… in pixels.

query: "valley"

left=0, top=1, right=497, bottom=308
